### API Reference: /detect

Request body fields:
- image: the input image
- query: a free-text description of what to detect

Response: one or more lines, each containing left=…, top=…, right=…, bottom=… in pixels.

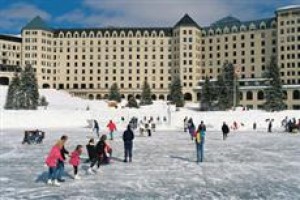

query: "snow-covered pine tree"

left=128, top=96, right=139, bottom=108
left=4, top=73, right=21, bottom=109
left=140, top=80, right=153, bottom=105
left=108, top=83, right=121, bottom=102
left=263, top=56, right=286, bottom=111
left=201, top=77, right=215, bottom=111
left=169, top=76, right=184, bottom=107
left=19, top=65, right=39, bottom=110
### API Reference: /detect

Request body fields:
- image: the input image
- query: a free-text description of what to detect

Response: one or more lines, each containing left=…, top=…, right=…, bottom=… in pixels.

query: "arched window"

left=59, top=32, right=64, bottom=38
left=249, top=23, right=256, bottom=30
left=74, top=32, right=79, bottom=38
left=293, top=90, right=300, bottom=100
left=231, top=26, right=238, bottom=33
left=66, top=32, right=71, bottom=38
left=223, top=27, right=230, bottom=34
left=201, top=30, right=206, bottom=37
left=257, top=90, right=264, bottom=100
left=136, top=31, right=141, bottom=38
left=246, top=91, right=253, bottom=100
left=96, top=94, right=101, bottom=100
left=144, top=31, right=149, bottom=37
left=0, top=77, right=9, bottom=85
left=209, top=29, right=214, bottom=36
left=128, top=31, right=133, bottom=38
left=159, top=31, right=164, bottom=37
left=151, top=94, right=157, bottom=100
left=151, top=31, right=157, bottom=37
left=283, top=91, right=288, bottom=100
left=260, top=22, right=266, bottom=29
left=112, top=31, right=117, bottom=38
left=159, top=95, right=165, bottom=100
left=120, top=31, right=125, bottom=38
left=88, top=94, right=94, bottom=100
left=104, top=31, right=110, bottom=38
left=42, top=83, right=50, bottom=89
left=81, top=31, right=87, bottom=38
left=240, top=25, right=247, bottom=32
left=184, top=93, right=192, bottom=101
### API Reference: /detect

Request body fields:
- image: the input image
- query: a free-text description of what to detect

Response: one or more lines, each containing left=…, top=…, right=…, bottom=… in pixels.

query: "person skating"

left=187, top=118, right=195, bottom=141
left=93, top=120, right=100, bottom=138
left=45, top=140, right=64, bottom=186
left=86, top=138, right=96, bottom=163
left=195, top=121, right=206, bottom=163
left=268, top=120, right=273, bottom=133
left=107, top=120, right=117, bottom=140
left=69, top=145, right=83, bottom=180
left=123, top=125, right=135, bottom=163
left=184, top=117, right=188, bottom=132
left=56, top=135, right=69, bottom=182
left=87, top=135, right=111, bottom=174
left=222, top=122, right=230, bottom=140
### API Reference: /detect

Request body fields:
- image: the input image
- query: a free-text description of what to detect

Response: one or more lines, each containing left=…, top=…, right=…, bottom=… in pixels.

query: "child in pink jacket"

left=69, top=145, right=83, bottom=180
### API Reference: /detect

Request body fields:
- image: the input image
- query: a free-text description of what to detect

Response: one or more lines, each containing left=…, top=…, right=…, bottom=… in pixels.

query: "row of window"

left=242, top=90, right=300, bottom=101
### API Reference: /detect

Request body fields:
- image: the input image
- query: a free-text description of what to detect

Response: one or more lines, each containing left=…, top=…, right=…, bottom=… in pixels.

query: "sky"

left=0, top=0, right=299, bottom=34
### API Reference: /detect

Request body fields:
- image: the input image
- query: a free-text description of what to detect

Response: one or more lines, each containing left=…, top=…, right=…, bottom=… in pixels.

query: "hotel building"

left=0, top=5, right=299, bottom=109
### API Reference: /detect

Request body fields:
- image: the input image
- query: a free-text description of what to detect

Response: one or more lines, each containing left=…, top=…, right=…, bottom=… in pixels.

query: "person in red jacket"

left=45, top=141, right=64, bottom=186
left=107, top=120, right=117, bottom=140
left=69, top=145, right=83, bottom=180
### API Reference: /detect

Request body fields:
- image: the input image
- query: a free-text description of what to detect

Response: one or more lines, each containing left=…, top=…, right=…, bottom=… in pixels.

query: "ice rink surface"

left=0, top=128, right=299, bottom=200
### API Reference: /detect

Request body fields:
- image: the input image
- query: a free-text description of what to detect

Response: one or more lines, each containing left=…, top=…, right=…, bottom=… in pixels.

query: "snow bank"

left=0, top=86, right=299, bottom=131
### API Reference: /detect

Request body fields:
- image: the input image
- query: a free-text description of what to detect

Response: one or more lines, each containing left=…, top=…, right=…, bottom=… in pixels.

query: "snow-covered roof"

left=276, top=5, right=300, bottom=12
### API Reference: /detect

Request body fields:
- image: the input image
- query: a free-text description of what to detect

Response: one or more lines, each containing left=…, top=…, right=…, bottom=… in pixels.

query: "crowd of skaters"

left=45, top=120, right=134, bottom=187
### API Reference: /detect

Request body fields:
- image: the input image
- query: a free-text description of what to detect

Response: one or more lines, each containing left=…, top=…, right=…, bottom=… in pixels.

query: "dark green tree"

left=4, top=73, right=21, bottom=109
left=127, top=96, right=139, bottom=108
left=18, top=65, right=39, bottom=109
left=140, top=80, right=153, bottom=105
left=263, top=56, right=286, bottom=111
left=201, top=77, right=215, bottom=111
left=169, top=76, right=184, bottom=107
left=108, top=83, right=121, bottom=102
left=216, top=62, right=239, bottom=110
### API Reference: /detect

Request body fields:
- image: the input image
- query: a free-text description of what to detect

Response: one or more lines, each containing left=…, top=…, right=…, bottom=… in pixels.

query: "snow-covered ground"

left=0, top=86, right=300, bottom=199
left=0, top=128, right=299, bottom=200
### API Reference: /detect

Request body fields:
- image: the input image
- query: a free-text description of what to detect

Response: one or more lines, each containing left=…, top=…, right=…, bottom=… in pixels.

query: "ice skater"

left=56, top=135, right=69, bottom=183
left=195, top=121, right=206, bottom=163
left=45, top=141, right=64, bottom=186
left=93, top=120, right=100, bottom=138
left=187, top=118, right=195, bottom=140
left=107, top=120, right=117, bottom=140
left=123, top=125, right=135, bottom=162
left=69, top=145, right=83, bottom=180
left=222, top=122, right=230, bottom=140
left=86, top=138, right=96, bottom=163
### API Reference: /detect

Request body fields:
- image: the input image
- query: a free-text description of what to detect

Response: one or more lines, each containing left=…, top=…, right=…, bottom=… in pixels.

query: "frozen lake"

left=0, top=128, right=299, bottom=200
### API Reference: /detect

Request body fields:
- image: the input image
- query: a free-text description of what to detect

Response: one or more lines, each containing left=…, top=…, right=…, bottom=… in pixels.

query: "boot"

left=87, top=167, right=94, bottom=174
left=52, top=179, right=61, bottom=187
left=123, top=159, right=128, bottom=163
left=47, top=179, right=52, bottom=185
left=74, top=175, right=81, bottom=180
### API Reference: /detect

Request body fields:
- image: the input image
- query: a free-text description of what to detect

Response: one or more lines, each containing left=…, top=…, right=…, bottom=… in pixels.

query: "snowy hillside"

left=0, top=86, right=299, bottom=131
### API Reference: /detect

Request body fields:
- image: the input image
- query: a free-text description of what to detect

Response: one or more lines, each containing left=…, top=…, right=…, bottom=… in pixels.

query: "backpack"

left=196, top=132, right=201, bottom=144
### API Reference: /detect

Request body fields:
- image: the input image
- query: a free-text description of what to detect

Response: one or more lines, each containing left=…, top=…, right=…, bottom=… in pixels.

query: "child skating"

left=69, top=145, right=83, bottom=180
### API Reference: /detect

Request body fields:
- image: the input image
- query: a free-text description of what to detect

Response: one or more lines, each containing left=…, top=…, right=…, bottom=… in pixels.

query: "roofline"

left=276, top=5, right=300, bottom=13
left=0, top=34, right=22, bottom=43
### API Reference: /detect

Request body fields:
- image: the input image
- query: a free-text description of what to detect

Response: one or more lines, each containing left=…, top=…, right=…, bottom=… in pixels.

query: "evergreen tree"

left=201, top=77, right=215, bottom=111
left=4, top=73, right=21, bottom=109
left=140, top=80, right=153, bottom=105
left=169, top=76, right=184, bottom=107
left=19, top=65, right=39, bottom=109
left=127, top=96, right=139, bottom=108
left=108, top=83, right=121, bottom=102
left=216, top=62, right=239, bottom=110
left=263, top=56, right=286, bottom=111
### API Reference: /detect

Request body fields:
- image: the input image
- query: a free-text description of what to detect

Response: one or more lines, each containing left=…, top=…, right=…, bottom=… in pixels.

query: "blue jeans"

left=196, top=138, right=205, bottom=162
left=56, top=161, right=64, bottom=179
left=48, top=167, right=58, bottom=180
left=124, top=141, right=133, bottom=159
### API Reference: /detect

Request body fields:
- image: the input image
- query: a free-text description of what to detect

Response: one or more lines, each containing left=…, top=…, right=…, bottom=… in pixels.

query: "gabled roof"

left=174, top=14, right=200, bottom=29
left=22, top=16, right=52, bottom=31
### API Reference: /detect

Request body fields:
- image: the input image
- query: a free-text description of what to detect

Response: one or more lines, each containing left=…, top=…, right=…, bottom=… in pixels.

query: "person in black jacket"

left=123, top=125, right=135, bottom=163
left=86, top=138, right=96, bottom=162
left=222, top=122, right=230, bottom=140
left=56, top=135, right=69, bottom=182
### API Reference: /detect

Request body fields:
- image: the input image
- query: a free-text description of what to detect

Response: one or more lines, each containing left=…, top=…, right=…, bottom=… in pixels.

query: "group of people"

left=45, top=124, right=135, bottom=187
left=22, top=130, right=45, bottom=144
left=282, top=117, right=300, bottom=133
